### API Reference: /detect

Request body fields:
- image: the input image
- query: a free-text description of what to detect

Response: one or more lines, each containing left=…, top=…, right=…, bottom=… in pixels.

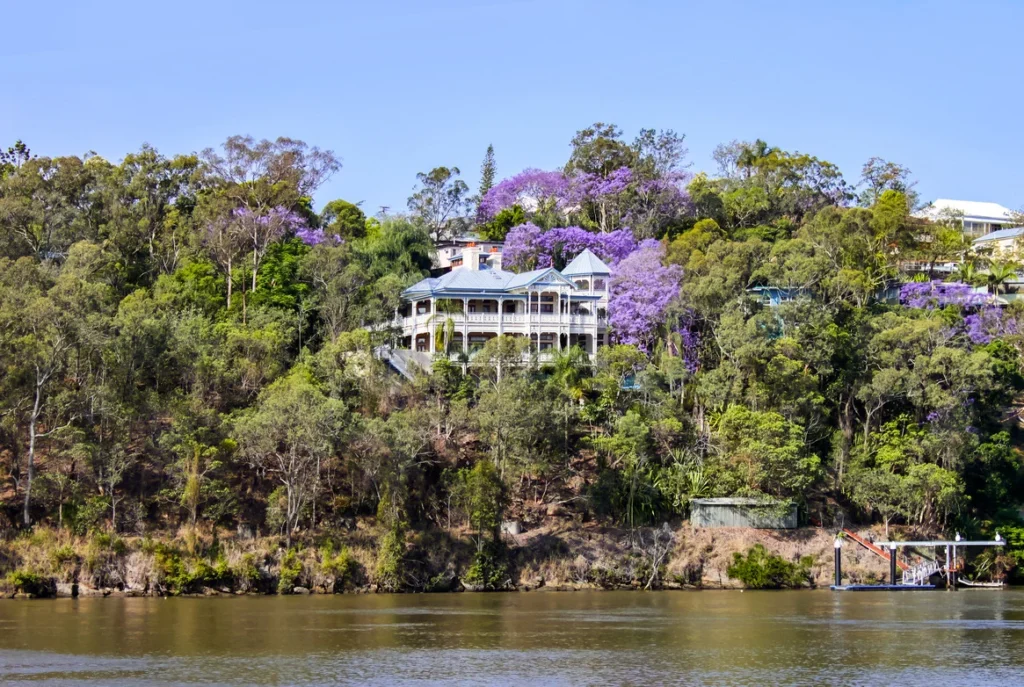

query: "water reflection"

left=0, top=590, right=1021, bottom=685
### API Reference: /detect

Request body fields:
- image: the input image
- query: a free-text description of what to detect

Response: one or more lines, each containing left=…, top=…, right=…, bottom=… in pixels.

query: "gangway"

left=841, top=529, right=909, bottom=571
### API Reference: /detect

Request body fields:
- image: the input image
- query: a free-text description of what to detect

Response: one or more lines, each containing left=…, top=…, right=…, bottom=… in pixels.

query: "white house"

left=433, top=234, right=505, bottom=270
left=916, top=199, right=1018, bottom=238
left=973, top=226, right=1024, bottom=257
left=393, top=245, right=612, bottom=356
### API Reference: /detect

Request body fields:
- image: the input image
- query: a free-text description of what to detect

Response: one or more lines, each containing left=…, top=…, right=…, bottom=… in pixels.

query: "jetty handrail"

left=842, top=529, right=910, bottom=571
left=876, top=540, right=1005, bottom=547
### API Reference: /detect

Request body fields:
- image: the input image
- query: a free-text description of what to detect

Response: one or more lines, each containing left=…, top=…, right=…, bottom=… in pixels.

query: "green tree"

left=233, top=370, right=347, bottom=545
left=320, top=199, right=367, bottom=241
left=407, top=166, right=469, bottom=242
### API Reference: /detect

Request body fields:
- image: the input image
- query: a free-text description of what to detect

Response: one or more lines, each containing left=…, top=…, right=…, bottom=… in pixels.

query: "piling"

left=833, top=538, right=842, bottom=587
left=889, top=543, right=897, bottom=585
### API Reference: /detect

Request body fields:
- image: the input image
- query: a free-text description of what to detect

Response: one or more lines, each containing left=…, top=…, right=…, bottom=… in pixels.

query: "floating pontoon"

left=830, top=533, right=1005, bottom=591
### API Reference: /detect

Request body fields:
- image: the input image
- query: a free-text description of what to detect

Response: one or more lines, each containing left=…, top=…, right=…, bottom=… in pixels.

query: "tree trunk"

left=226, top=257, right=233, bottom=309
left=252, top=246, right=259, bottom=292
left=837, top=394, right=854, bottom=487
left=23, top=379, right=43, bottom=526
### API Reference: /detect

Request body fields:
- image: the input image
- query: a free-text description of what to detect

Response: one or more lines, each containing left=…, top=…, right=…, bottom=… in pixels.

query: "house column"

left=429, top=297, right=436, bottom=354
left=463, top=297, right=469, bottom=354
left=565, top=289, right=571, bottom=350
left=498, top=297, right=504, bottom=337
left=527, top=288, right=533, bottom=350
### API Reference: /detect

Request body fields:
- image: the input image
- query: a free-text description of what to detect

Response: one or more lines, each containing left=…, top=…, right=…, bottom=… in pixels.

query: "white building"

left=434, top=234, right=505, bottom=270
left=973, top=226, right=1024, bottom=257
left=916, top=199, right=1018, bottom=238
left=393, top=245, right=612, bottom=356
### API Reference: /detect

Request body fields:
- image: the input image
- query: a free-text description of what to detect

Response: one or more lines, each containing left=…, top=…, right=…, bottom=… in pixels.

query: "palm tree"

left=737, top=139, right=779, bottom=178
left=547, top=345, right=590, bottom=451
left=951, top=261, right=980, bottom=286
left=987, top=261, right=1020, bottom=295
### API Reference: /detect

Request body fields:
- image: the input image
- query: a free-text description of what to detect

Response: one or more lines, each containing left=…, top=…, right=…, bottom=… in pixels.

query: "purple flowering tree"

left=296, top=227, right=343, bottom=247
left=899, top=281, right=988, bottom=309
left=479, top=166, right=664, bottom=233
left=627, top=173, right=693, bottom=238
left=477, top=169, right=570, bottom=222
left=233, top=206, right=307, bottom=290
left=608, top=240, right=682, bottom=350
left=503, top=225, right=638, bottom=271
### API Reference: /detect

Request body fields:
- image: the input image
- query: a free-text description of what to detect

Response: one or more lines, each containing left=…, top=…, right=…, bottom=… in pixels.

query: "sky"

left=3, top=0, right=1023, bottom=215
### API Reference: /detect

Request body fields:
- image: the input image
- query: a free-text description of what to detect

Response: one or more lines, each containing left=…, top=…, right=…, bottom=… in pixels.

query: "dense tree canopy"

left=0, top=127, right=1021, bottom=584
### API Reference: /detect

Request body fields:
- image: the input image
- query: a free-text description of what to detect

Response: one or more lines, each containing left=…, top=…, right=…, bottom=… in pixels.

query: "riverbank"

left=0, top=520, right=898, bottom=598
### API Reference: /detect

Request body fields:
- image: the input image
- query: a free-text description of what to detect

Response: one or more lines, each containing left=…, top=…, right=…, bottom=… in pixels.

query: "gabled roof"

left=402, top=265, right=592, bottom=299
left=403, top=268, right=516, bottom=298
left=561, top=249, right=611, bottom=276
left=974, top=226, right=1024, bottom=243
left=505, top=267, right=576, bottom=290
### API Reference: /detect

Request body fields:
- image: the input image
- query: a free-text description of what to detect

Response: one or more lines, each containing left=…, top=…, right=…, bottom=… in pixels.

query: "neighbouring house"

left=748, top=286, right=811, bottom=307
left=690, top=498, right=798, bottom=529
left=392, top=246, right=612, bottom=356
left=434, top=234, right=505, bottom=271
left=915, top=199, right=1018, bottom=238
left=973, top=226, right=1024, bottom=258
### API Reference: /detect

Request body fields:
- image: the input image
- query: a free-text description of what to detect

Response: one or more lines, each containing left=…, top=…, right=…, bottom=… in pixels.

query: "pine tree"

left=478, top=144, right=496, bottom=201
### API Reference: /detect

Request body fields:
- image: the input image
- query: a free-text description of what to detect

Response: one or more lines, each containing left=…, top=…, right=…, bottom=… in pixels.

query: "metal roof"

left=690, top=497, right=792, bottom=506
left=974, top=226, right=1024, bottom=243
left=561, top=249, right=612, bottom=276
left=402, top=266, right=596, bottom=299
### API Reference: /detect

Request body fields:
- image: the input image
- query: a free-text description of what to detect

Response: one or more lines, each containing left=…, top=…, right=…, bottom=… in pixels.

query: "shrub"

left=277, top=550, right=303, bottom=594
left=320, top=545, right=354, bottom=590
left=374, top=527, right=405, bottom=591
left=8, top=570, right=55, bottom=597
left=726, top=544, right=813, bottom=589
left=233, top=553, right=263, bottom=592
left=463, top=541, right=509, bottom=590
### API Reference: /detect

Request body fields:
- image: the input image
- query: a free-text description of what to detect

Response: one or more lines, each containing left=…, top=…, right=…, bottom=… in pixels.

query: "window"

left=594, top=279, right=606, bottom=290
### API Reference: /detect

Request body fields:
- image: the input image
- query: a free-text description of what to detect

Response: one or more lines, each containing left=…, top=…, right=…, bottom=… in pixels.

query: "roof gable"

left=562, top=249, right=611, bottom=276
left=506, top=267, right=576, bottom=290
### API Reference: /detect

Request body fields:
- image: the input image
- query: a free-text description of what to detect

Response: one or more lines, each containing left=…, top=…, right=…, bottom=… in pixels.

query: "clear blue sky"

left=3, top=0, right=1022, bottom=214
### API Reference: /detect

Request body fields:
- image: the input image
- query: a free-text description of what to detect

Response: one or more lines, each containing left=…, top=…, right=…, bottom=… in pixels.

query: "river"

left=0, top=590, right=1021, bottom=685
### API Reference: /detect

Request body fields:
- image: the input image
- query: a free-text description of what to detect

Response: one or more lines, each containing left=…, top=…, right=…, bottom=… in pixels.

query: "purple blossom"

left=964, top=307, right=1021, bottom=344
left=608, top=241, right=682, bottom=350
left=477, top=166, right=641, bottom=221
left=899, top=281, right=988, bottom=309
left=296, top=227, right=343, bottom=246
left=477, top=169, right=571, bottom=221
left=502, top=225, right=638, bottom=271
left=677, top=316, right=700, bottom=374
left=565, top=167, right=633, bottom=204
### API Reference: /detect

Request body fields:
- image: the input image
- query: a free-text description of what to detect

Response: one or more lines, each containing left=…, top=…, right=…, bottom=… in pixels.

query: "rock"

left=292, top=586, right=311, bottom=595
left=546, top=504, right=566, bottom=517
left=501, top=520, right=523, bottom=535
left=77, top=586, right=108, bottom=597
left=56, top=583, right=79, bottom=598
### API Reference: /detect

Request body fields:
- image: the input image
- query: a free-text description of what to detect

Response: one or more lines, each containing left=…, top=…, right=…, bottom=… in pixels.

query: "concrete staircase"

left=377, top=348, right=432, bottom=381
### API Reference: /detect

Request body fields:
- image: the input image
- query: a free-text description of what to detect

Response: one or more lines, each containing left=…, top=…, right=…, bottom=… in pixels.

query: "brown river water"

left=0, top=589, right=1021, bottom=685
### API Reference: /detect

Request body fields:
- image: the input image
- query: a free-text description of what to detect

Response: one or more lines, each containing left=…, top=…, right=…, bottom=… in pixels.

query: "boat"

left=957, top=578, right=1004, bottom=589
